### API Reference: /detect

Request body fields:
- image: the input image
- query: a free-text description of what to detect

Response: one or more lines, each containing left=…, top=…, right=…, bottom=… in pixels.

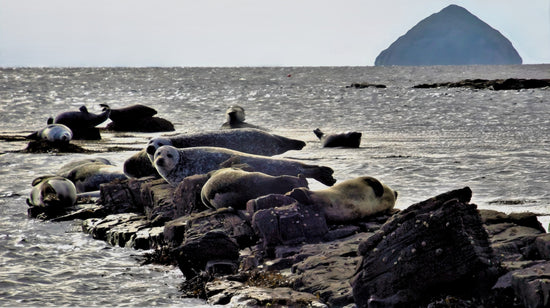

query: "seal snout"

left=156, top=157, right=165, bottom=167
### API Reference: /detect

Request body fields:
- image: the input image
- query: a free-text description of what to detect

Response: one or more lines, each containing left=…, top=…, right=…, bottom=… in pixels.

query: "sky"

left=1, top=0, right=549, bottom=67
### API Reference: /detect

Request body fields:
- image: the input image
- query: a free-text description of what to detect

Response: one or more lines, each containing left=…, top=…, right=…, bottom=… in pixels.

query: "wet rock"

left=351, top=187, right=499, bottom=307
left=98, top=178, right=146, bottom=214
left=172, top=229, right=240, bottom=279
left=414, top=78, right=550, bottom=90
left=346, top=82, right=386, bottom=89
left=22, top=139, right=91, bottom=153
left=171, top=174, right=211, bottom=216
left=493, top=261, right=550, bottom=308
left=252, top=201, right=328, bottom=257
left=140, top=178, right=176, bottom=225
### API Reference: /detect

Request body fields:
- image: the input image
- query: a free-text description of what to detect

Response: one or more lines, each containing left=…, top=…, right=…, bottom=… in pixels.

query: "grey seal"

left=56, top=158, right=126, bottom=192
left=313, top=128, right=362, bottom=148
left=287, top=176, right=397, bottom=223
left=51, top=104, right=110, bottom=139
left=123, top=149, right=160, bottom=178
left=201, top=167, right=309, bottom=210
left=26, top=176, right=77, bottom=210
left=26, top=124, right=73, bottom=143
left=153, top=145, right=336, bottom=187
left=145, top=128, right=306, bottom=162
left=220, top=105, right=266, bottom=130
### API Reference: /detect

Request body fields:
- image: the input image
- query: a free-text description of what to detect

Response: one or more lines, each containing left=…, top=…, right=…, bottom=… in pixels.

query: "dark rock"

left=375, top=5, right=522, bottom=66
left=493, top=261, right=550, bottom=308
left=98, top=178, right=146, bottom=214
left=351, top=187, right=499, bottom=307
left=346, top=82, right=386, bottom=89
left=140, top=178, right=176, bottom=224
left=252, top=202, right=328, bottom=257
left=171, top=174, right=211, bottom=216
left=414, top=78, right=550, bottom=90
left=246, top=193, right=298, bottom=219
left=172, top=230, right=240, bottom=279
left=292, top=233, right=372, bottom=307
left=22, top=139, right=91, bottom=153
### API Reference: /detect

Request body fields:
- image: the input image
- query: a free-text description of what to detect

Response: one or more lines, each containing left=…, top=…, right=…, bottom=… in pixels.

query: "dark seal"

left=313, top=128, right=362, bottom=148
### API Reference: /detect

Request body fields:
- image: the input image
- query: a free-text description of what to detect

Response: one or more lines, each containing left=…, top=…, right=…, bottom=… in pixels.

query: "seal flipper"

left=47, top=117, right=54, bottom=125
left=79, top=106, right=89, bottom=113
left=363, top=177, right=384, bottom=198
left=313, top=128, right=324, bottom=140
left=304, top=165, right=336, bottom=186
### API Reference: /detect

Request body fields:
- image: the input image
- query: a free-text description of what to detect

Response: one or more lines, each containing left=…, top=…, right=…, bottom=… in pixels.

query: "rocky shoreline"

left=28, top=173, right=550, bottom=308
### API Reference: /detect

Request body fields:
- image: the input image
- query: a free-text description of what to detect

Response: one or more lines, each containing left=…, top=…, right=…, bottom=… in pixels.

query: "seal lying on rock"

left=26, top=176, right=77, bottom=210
left=153, top=145, right=336, bottom=187
left=56, top=158, right=127, bottom=192
left=26, top=124, right=73, bottom=143
left=145, top=128, right=306, bottom=162
left=51, top=104, right=110, bottom=139
left=287, top=176, right=397, bottom=223
left=123, top=149, right=160, bottom=178
left=220, top=105, right=266, bottom=130
left=106, top=104, right=175, bottom=132
left=313, top=128, right=362, bottom=148
left=201, top=167, right=309, bottom=210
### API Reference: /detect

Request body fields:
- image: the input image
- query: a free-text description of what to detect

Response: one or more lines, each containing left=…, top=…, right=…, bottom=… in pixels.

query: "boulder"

left=351, top=187, right=499, bottom=307
left=375, top=5, right=522, bottom=66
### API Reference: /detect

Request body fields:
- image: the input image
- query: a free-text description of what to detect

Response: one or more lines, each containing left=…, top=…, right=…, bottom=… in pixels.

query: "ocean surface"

left=1, top=65, right=550, bottom=306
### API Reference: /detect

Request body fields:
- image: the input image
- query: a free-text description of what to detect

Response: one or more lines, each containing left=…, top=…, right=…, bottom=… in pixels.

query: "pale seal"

left=201, top=167, right=309, bottom=210
left=56, top=158, right=126, bottom=192
left=153, top=145, right=336, bottom=187
left=220, top=105, right=266, bottom=130
left=313, top=128, right=362, bottom=148
left=287, top=176, right=397, bottom=223
left=26, top=124, right=73, bottom=143
left=26, top=176, right=77, bottom=210
left=51, top=104, right=110, bottom=139
left=145, top=128, right=306, bottom=162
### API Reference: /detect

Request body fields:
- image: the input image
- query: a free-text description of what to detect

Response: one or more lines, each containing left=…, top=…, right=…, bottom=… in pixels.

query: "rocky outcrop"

left=375, top=5, right=522, bottom=66
left=414, top=78, right=550, bottom=90
left=29, top=175, right=550, bottom=307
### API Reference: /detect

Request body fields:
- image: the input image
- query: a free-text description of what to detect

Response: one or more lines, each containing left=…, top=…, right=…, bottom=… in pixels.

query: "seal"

left=220, top=105, right=266, bottom=130
left=313, top=128, right=362, bottom=148
left=287, top=176, right=397, bottom=223
left=26, top=124, right=73, bottom=143
left=145, top=128, right=306, bottom=162
left=56, top=158, right=113, bottom=178
left=56, top=158, right=126, bottom=192
left=108, top=104, right=157, bottom=123
left=26, top=176, right=77, bottom=210
left=51, top=104, right=110, bottom=139
left=123, top=149, right=160, bottom=178
left=153, top=145, right=336, bottom=187
left=201, top=167, right=309, bottom=210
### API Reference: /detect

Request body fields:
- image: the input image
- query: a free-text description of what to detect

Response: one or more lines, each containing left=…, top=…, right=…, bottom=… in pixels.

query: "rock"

left=292, top=233, right=373, bottom=307
left=346, top=82, right=386, bottom=89
left=351, top=187, right=499, bottom=307
left=98, top=178, right=146, bottom=214
left=251, top=201, right=328, bottom=257
left=140, top=178, right=176, bottom=224
left=493, top=261, right=550, bottom=308
left=172, top=230, right=240, bottom=279
left=375, top=5, right=522, bottom=66
left=171, top=174, right=211, bottom=217
left=414, top=78, right=550, bottom=90
left=22, top=139, right=91, bottom=153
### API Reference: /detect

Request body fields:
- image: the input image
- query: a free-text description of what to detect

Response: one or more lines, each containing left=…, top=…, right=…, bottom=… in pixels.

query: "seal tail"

left=313, top=128, right=324, bottom=140
left=304, top=165, right=336, bottom=186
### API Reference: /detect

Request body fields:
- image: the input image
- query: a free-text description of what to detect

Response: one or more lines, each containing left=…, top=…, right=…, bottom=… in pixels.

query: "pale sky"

left=1, top=0, right=549, bottom=67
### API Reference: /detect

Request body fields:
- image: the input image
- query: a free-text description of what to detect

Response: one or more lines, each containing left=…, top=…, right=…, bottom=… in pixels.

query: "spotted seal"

left=56, top=158, right=126, bottom=192
left=26, top=124, right=73, bottom=143
left=220, top=105, right=266, bottom=130
left=153, top=145, right=336, bottom=187
left=26, top=176, right=77, bottom=210
left=313, top=128, right=362, bottom=148
left=51, top=104, right=110, bottom=139
left=201, top=167, right=309, bottom=210
left=145, top=128, right=306, bottom=162
left=287, top=176, right=397, bottom=223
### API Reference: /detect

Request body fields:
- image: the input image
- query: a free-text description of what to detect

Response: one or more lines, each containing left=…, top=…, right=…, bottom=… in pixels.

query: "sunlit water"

left=1, top=65, right=550, bottom=306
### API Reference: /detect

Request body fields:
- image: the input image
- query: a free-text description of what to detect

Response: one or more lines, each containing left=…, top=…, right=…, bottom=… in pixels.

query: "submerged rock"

left=375, top=5, right=522, bottom=66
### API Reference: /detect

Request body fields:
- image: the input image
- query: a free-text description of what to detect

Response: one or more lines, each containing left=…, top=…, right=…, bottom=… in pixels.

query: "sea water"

left=1, top=65, right=549, bottom=306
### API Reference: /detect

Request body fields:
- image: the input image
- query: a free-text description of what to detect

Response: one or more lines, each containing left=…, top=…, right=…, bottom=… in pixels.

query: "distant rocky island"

left=375, top=4, right=522, bottom=66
